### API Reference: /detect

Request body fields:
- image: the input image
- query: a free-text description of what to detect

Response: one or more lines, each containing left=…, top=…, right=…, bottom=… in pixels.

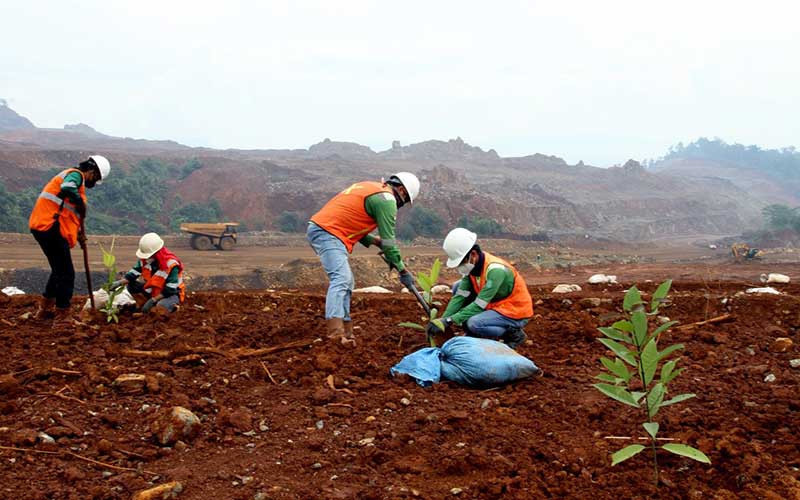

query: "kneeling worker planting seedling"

left=426, top=228, right=534, bottom=349
left=109, top=232, right=186, bottom=314
left=307, top=172, right=421, bottom=343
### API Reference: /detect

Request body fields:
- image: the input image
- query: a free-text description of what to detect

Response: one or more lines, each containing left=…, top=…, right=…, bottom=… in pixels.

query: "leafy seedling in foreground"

left=594, top=279, right=710, bottom=486
left=98, top=237, right=123, bottom=323
left=398, top=258, right=442, bottom=347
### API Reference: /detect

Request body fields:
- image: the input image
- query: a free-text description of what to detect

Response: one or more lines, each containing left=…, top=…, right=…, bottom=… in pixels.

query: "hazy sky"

left=3, top=1, right=798, bottom=165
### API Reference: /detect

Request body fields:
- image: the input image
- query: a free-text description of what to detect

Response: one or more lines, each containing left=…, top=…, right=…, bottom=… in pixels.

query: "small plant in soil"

left=98, top=237, right=122, bottom=323
left=594, top=279, right=710, bottom=485
left=398, top=258, right=442, bottom=347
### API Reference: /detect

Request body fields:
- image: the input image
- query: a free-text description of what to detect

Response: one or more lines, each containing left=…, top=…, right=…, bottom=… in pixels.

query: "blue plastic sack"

left=390, top=336, right=540, bottom=388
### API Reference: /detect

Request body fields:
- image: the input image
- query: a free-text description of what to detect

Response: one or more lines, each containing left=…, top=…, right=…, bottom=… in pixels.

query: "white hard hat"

left=89, top=155, right=111, bottom=183
left=443, top=227, right=477, bottom=268
left=136, top=232, right=164, bottom=259
left=391, top=172, right=420, bottom=203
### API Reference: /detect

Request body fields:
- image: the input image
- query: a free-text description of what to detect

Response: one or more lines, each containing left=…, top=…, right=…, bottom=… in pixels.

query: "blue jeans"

left=451, top=280, right=528, bottom=339
left=307, top=223, right=354, bottom=321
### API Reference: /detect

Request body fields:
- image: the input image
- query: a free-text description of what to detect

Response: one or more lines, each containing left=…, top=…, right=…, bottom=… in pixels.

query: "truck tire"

left=191, top=234, right=214, bottom=250
left=218, top=236, right=236, bottom=251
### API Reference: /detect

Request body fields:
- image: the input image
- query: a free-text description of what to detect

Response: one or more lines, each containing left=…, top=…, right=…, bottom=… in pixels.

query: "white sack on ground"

left=83, top=288, right=137, bottom=310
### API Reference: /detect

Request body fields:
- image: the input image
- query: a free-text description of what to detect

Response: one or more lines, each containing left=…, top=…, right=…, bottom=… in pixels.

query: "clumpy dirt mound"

left=1, top=281, right=799, bottom=499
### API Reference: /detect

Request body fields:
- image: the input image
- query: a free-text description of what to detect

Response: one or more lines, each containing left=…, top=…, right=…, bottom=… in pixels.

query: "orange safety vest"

left=468, top=252, right=533, bottom=320
left=141, top=257, right=186, bottom=302
left=28, top=168, right=87, bottom=248
left=310, top=181, right=394, bottom=252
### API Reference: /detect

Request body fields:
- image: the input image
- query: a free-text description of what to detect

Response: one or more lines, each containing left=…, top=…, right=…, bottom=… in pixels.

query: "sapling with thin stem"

left=594, top=279, right=710, bottom=486
left=98, top=237, right=123, bottom=323
left=398, top=258, right=442, bottom=347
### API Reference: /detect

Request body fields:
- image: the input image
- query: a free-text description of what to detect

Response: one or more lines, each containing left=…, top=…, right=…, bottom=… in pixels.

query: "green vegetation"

left=664, top=138, right=800, bottom=182
left=397, top=206, right=446, bottom=241
left=762, top=204, right=800, bottom=231
left=456, top=215, right=504, bottom=236
left=98, top=238, right=123, bottom=323
left=594, top=280, right=710, bottom=485
left=0, top=158, right=223, bottom=235
left=278, top=211, right=306, bottom=233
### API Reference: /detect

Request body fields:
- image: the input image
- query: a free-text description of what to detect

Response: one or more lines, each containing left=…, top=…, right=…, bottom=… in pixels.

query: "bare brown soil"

left=2, top=270, right=800, bottom=499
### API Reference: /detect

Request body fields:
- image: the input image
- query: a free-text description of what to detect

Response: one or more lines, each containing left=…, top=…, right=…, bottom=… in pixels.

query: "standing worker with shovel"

left=29, top=155, right=110, bottom=329
left=308, top=173, right=420, bottom=343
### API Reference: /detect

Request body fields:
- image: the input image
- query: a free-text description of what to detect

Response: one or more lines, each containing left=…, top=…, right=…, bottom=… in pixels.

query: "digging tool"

left=378, top=251, right=431, bottom=316
left=79, top=218, right=95, bottom=310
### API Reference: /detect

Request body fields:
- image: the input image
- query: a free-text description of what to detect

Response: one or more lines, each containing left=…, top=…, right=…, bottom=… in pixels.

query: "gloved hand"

left=77, top=230, right=87, bottom=246
left=141, top=298, right=158, bottom=313
left=372, top=236, right=383, bottom=249
left=399, top=270, right=415, bottom=290
left=426, top=317, right=451, bottom=337
left=110, top=279, right=127, bottom=290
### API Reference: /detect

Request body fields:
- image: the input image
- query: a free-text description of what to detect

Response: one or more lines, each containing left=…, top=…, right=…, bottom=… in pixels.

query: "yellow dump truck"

left=180, top=222, right=240, bottom=250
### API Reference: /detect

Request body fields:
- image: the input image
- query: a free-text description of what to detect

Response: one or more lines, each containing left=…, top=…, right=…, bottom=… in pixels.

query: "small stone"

left=112, top=374, right=147, bottom=392
left=132, top=481, right=183, bottom=500
left=745, top=347, right=756, bottom=356
left=97, top=438, right=114, bottom=454
left=259, top=420, right=269, bottom=432
left=764, top=373, right=777, bottom=383
left=579, top=298, right=602, bottom=308
left=225, top=407, right=254, bottom=433
left=241, top=476, right=253, bottom=485
left=790, top=359, right=800, bottom=368
left=365, top=416, right=376, bottom=423
left=174, top=440, right=188, bottom=452
left=151, top=407, right=201, bottom=446
left=771, top=338, right=793, bottom=353
left=480, top=398, right=491, bottom=410
left=456, top=442, right=466, bottom=448
left=358, top=437, right=375, bottom=446
left=451, top=487, right=463, bottom=495
left=37, top=432, right=55, bottom=444
left=311, top=462, right=322, bottom=469
left=657, top=316, right=671, bottom=324
left=400, top=398, right=411, bottom=406
left=254, top=493, right=267, bottom=500
left=315, top=420, right=324, bottom=430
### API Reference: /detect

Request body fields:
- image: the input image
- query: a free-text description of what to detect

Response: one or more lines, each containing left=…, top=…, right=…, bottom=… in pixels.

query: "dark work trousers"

left=31, top=223, right=75, bottom=309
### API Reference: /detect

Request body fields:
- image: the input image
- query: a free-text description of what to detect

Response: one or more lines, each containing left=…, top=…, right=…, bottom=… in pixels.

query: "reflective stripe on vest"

left=468, top=251, right=533, bottom=320
left=37, top=191, right=79, bottom=217
left=310, top=181, right=394, bottom=253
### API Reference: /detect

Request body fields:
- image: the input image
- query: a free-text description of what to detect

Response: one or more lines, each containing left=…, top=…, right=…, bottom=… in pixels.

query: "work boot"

left=343, top=321, right=354, bottom=338
left=502, top=328, right=527, bottom=350
left=326, top=318, right=345, bottom=339
left=35, top=297, right=56, bottom=320
left=51, top=307, right=79, bottom=332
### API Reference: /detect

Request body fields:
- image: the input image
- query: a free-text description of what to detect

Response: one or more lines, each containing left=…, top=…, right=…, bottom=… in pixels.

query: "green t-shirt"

left=358, top=191, right=405, bottom=272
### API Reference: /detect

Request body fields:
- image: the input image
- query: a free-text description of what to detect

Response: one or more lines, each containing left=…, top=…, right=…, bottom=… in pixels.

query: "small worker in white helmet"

left=308, top=172, right=420, bottom=342
left=427, top=227, right=534, bottom=349
left=110, top=233, right=186, bottom=314
left=29, top=155, right=111, bottom=328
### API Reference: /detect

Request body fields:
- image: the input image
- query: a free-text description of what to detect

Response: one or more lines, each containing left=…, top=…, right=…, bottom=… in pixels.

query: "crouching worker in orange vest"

left=307, top=173, right=421, bottom=342
left=29, top=155, right=111, bottom=326
left=426, top=228, right=534, bottom=350
left=110, top=233, right=186, bottom=314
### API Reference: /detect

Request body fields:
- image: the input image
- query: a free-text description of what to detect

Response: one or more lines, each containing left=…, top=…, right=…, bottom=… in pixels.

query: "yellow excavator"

left=731, top=243, right=763, bottom=260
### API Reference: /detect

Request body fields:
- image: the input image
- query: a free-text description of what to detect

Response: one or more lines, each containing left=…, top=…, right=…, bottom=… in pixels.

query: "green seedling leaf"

left=660, top=359, right=677, bottom=383
left=623, top=285, right=643, bottom=312
left=599, top=338, right=637, bottom=366
left=612, top=320, right=634, bottom=332
left=646, top=383, right=665, bottom=417
left=601, top=357, right=631, bottom=382
left=593, top=383, right=640, bottom=408
left=652, top=320, right=679, bottom=341
left=657, top=343, right=684, bottom=361
left=398, top=322, right=426, bottom=331
left=643, top=422, right=659, bottom=439
left=429, top=258, right=441, bottom=284
left=430, top=308, right=438, bottom=320
left=641, top=339, right=659, bottom=386
left=631, top=391, right=647, bottom=403
left=598, top=327, right=632, bottom=343
left=417, top=273, right=431, bottom=291
left=651, top=279, right=673, bottom=311
left=662, top=444, right=711, bottom=464
left=663, top=367, right=685, bottom=385
left=631, top=310, right=648, bottom=346
left=661, top=393, right=695, bottom=407
left=595, top=373, right=623, bottom=384
left=611, top=444, right=646, bottom=465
